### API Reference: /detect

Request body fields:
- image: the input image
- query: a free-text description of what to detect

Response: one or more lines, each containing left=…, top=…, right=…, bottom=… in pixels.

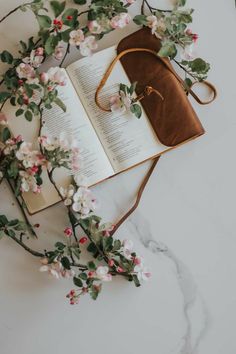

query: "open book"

left=7, top=46, right=174, bottom=214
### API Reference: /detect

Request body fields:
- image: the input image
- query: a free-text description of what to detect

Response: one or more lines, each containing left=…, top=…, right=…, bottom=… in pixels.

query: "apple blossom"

left=22, top=48, right=44, bottom=68
left=60, top=184, right=75, bottom=206
left=95, top=266, right=112, bottom=282
left=47, top=67, right=67, bottom=86
left=69, top=29, right=85, bottom=46
left=110, top=13, right=131, bottom=29
left=16, top=63, right=36, bottom=80
left=53, top=45, right=65, bottom=60
left=72, top=186, right=97, bottom=216
left=134, top=263, right=151, bottom=282
left=79, top=36, right=98, bottom=56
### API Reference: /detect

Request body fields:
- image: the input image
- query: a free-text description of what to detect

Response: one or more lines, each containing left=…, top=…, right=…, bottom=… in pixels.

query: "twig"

left=141, top=0, right=172, bottom=15
left=10, top=233, right=44, bottom=257
left=0, top=3, right=32, bottom=24
left=7, top=178, right=38, bottom=238
left=59, top=43, right=70, bottom=68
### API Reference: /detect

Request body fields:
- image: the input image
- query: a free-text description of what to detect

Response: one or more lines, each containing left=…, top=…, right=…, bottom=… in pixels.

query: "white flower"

left=72, top=186, right=97, bottom=215
left=53, top=45, right=65, bottom=60
left=123, top=239, right=134, bottom=259
left=134, top=263, right=151, bottom=282
left=47, top=67, right=67, bottom=86
left=16, top=63, right=36, bottom=80
left=110, top=91, right=132, bottom=113
left=16, top=142, right=42, bottom=168
left=69, top=29, right=85, bottom=46
left=80, top=36, right=98, bottom=56
left=61, top=268, right=75, bottom=279
left=110, top=13, right=131, bottom=29
left=19, top=171, right=40, bottom=193
left=22, top=48, right=44, bottom=68
left=180, top=43, right=197, bottom=61
left=88, top=20, right=103, bottom=34
left=39, top=261, right=62, bottom=279
left=39, top=135, right=59, bottom=151
left=60, top=184, right=75, bottom=206
left=95, top=266, right=112, bottom=282
left=146, top=15, right=166, bottom=36
left=74, top=174, right=89, bottom=187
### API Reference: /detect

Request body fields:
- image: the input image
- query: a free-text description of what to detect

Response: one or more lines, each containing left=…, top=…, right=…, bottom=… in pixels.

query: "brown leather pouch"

left=117, top=27, right=217, bottom=146
left=95, top=28, right=217, bottom=234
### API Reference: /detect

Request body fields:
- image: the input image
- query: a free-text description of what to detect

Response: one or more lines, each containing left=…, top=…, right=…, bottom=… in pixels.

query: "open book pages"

left=6, top=46, right=168, bottom=214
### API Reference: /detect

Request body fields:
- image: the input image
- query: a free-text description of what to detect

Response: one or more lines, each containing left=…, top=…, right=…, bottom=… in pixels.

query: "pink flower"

left=117, top=266, right=124, bottom=273
left=69, top=29, right=85, bottom=46
left=88, top=20, right=103, bottom=34
left=0, top=112, right=7, bottom=125
left=80, top=36, right=98, bottom=56
left=122, top=0, right=135, bottom=3
left=133, top=257, right=142, bottom=265
left=35, top=47, right=44, bottom=56
left=40, top=72, right=49, bottom=84
left=108, top=259, right=114, bottom=267
left=79, top=236, right=88, bottom=244
left=64, top=227, right=73, bottom=237
left=66, top=289, right=80, bottom=305
left=110, top=13, right=131, bottom=29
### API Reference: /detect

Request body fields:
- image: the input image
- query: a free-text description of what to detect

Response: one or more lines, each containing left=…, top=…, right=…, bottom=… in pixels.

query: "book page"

left=67, top=46, right=167, bottom=173
left=41, top=70, right=114, bottom=186
left=5, top=70, right=114, bottom=213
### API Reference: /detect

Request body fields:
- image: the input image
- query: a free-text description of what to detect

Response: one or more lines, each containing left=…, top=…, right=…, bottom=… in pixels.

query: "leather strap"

left=95, top=48, right=217, bottom=234
left=110, top=156, right=160, bottom=236
left=95, top=48, right=217, bottom=112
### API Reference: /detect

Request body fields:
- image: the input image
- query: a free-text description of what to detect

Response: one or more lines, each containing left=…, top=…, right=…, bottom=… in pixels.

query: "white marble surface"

left=0, top=1, right=236, bottom=354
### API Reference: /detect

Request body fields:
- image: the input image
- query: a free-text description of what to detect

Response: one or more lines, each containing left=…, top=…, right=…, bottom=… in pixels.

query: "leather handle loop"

left=95, top=47, right=217, bottom=110
left=187, top=80, right=217, bottom=105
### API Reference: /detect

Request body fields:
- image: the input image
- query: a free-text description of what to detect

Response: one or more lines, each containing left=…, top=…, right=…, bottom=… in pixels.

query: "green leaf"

left=0, top=50, right=13, bottom=64
left=158, top=41, right=177, bottom=59
left=87, top=261, right=96, bottom=270
left=133, top=15, right=148, bottom=26
left=24, top=110, right=33, bottom=121
left=16, top=109, right=24, bottom=117
left=87, top=242, right=97, bottom=254
left=130, top=104, right=142, bottom=119
left=45, top=35, right=59, bottom=55
left=0, top=215, right=8, bottom=227
left=54, top=97, right=66, bottom=112
left=0, top=91, right=11, bottom=103
left=7, top=229, right=16, bottom=237
left=2, top=127, right=11, bottom=142
left=7, top=219, right=19, bottom=227
left=55, top=241, right=66, bottom=250
left=10, top=96, right=16, bottom=106
left=61, top=256, right=71, bottom=270
left=50, top=1, right=66, bottom=18
left=61, top=29, right=72, bottom=42
left=36, top=15, right=52, bottom=29
left=79, top=272, right=87, bottom=280
left=73, top=0, right=86, bottom=4
left=62, top=8, right=78, bottom=26
left=73, top=276, right=83, bottom=288
left=132, top=274, right=141, bottom=287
